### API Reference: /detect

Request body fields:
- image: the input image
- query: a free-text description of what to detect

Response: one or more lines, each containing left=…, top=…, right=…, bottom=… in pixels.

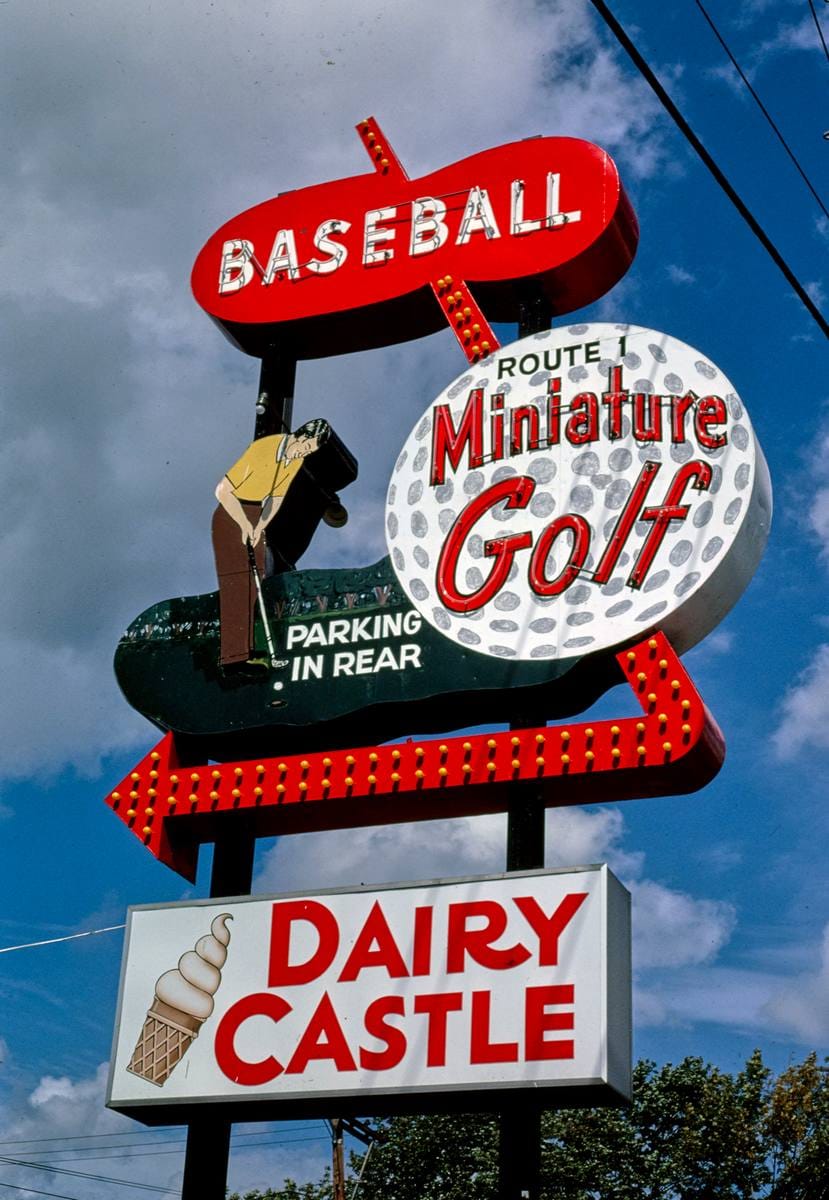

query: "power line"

left=807, top=0, right=829, bottom=63
left=0, top=1181, right=86, bottom=1200
left=0, top=1155, right=174, bottom=1194
left=0, top=925, right=125, bottom=955
left=0, top=1129, right=178, bottom=1148
left=695, top=0, right=828, bottom=220
left=587, top=0, right=829, bottom=339
left=22, top=1132, right=329, bottom=1166
left=0, top=1122, right=322, bottom=1149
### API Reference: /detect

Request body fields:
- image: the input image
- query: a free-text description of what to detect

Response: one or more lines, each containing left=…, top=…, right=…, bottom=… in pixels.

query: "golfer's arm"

left=215, top=478, right=254, bottom=536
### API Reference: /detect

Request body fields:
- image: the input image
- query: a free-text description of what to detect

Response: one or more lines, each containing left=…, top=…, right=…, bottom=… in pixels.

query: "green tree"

left=764, top=1052, right=829, bottom=1198
left=228, top=1172, right=331, bottom=1200
left=231, top=1053, right=829, bottom=1200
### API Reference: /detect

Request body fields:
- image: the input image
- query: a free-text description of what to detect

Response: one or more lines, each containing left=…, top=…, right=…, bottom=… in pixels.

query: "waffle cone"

left=126, top=1000, right=202, bottom=1087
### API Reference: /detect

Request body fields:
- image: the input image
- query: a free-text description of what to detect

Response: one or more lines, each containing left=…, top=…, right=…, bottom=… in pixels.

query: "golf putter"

left=245, top=538, right=282, bottom=668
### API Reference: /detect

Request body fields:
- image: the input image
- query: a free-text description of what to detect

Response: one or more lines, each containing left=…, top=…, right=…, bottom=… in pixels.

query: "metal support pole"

left=180, top=824, right=256, bottom=1198
left=181, top=343, right=296, bottom=1199
left=180, top=1119, right=232, bottom=1200
left=209, top=815, right=256, bottom=898
left=517, top=288, right=553, bottom=341
left=331, top=1118, right=347, bottom=1200
left=498, top=1109, right=543, bottom=1200
left=500, top=720, right=545, bottom=1200
left=255, top=340, right=297, bottom=439
left=499, top=293, right=553, bottom=1200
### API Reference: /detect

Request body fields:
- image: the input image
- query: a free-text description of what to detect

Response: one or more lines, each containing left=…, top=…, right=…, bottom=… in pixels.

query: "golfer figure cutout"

left=212, top=418, right=332, bottom=671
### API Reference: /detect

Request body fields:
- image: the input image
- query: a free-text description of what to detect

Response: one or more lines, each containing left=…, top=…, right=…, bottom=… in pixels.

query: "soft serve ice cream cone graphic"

left=127, top=913, right=232, bottom=1086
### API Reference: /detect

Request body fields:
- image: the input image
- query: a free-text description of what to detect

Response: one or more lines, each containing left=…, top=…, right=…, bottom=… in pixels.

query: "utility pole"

left=330, top=1118, right=346, bottom=1200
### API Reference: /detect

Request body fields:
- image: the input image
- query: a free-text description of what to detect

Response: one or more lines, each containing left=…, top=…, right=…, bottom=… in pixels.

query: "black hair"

left=293, top=418, right=330, bottom=445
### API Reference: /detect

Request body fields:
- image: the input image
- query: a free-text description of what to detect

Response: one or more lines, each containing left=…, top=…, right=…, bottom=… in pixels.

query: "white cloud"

left=761, top=922, right=829, bottom=1041
left=629, top=879, right=736, bottom=969
left=703, top=841, right=744, bottom=872
left=636, top=921, right=829, bottom=1045
left=772, top=643, right=829, bottom=758
left=754, top=17, right=824, bottom=62
left=666, top=264, right=696, bottom=285
left=806, top=279, right=827, bottom=309
left=805, top=428, right=829, bottom=560
left=254, top=803, right=643, bottom=894
left=0, top=635, right=148, bottom=782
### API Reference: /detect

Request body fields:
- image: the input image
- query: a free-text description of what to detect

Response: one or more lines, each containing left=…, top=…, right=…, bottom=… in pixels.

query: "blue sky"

left=0, top=0, right=827, bottom=1196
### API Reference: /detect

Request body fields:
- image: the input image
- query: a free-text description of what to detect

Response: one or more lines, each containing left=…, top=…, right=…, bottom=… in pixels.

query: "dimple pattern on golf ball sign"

left=386, top=324, right=765, bottom=663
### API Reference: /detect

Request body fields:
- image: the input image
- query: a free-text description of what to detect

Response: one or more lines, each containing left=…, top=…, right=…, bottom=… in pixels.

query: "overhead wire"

left=587, top=0, right=829, bottom=338
left=0, top=1182, right=87, bottom=1200
left=0, top=1154, right=174, bottom=1193
left=17, top=1132, right=329, bottom=1166
left=0, top=925, right=125, bottom=955
left=694, top=0, right=828, bottom=220
left=0, top=1121, right=323, bottom=1149
left=807, top=0, right=829, bottom=63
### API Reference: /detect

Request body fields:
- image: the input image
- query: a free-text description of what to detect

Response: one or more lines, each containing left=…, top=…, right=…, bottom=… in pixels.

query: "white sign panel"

left=386, top=323, right=771, bottom=662
left=108, top=867, right=630, bottom=1114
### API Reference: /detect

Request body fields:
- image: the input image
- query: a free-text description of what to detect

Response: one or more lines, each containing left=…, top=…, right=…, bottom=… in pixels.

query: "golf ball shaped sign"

left=386, top=324, right=771, bottom=663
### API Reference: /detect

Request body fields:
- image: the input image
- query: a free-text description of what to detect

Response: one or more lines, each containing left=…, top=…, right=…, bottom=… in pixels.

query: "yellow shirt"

left=225, top=435, right=304, bottom=502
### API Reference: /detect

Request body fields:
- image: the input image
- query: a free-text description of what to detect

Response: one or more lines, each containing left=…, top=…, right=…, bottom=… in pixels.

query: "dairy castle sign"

left=109, top=867, right=631, bottom=1118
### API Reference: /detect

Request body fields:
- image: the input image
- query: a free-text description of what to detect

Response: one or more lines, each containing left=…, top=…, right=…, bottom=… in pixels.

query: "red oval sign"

left=191, top=126, right=638, bottom=360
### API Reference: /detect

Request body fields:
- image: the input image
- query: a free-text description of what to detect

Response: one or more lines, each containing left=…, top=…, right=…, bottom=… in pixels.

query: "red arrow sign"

left=105, top=632, right=723, bottom=881
left=191, top=118, right=638, bottom=364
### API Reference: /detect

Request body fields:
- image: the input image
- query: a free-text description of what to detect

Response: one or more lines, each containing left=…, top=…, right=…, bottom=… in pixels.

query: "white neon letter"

left=510, top=180, right=544, bottom=236
left=263, top=229, right=301, bottom=284
left=307, top=219, right=351, bottom=276
left=363, top=207, right=397, bottom=266
left=456, top=186, right=501, bottom=245
left=218, top=240, right=255, bottom=294
left=410, top=197, right=449, bottom=256
left=546, top=173, right=582, bottom=228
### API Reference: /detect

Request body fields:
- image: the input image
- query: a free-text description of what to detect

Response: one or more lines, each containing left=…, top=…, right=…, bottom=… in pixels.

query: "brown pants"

left=211, top=502, right=267, bottom=665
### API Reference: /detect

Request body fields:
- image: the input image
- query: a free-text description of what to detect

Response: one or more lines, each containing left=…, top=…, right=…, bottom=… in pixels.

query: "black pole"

left=498, top=296, right=553, bottom=1200
left=181, top=1119, right=232, bottom=1200
left=179, top=825, right=256, bottom=1200
left=255, top=340, right=297, bottom=439
left=179, top=341, right=289, bottom=1199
